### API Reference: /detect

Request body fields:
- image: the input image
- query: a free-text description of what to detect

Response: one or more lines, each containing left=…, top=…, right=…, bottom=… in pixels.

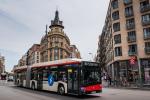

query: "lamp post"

left=88, top=53, right=94, bottom=61
left=137, top=55, right=142, bottom=87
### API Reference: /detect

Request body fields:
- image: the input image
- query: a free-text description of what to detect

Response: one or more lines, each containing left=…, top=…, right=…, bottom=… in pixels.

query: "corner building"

left=97, top=0, right=150, bottom=86
left=40, top=10, right=81, bottom=62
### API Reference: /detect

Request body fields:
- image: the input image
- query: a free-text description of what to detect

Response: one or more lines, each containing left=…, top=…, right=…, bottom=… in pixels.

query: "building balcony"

left=126, top=23, right=135, bottom=30
left=144, top=34, right=150, bottom=40
left=124, top=0, right=132, bottom=5
left=127, top=36, right=136, bottom=43
left=125, top=13, right=134, bottom=18
left=145, top=47, right=150, bottom=54
left=128, top=51, right=137, bottom=56
left=140, top=4, right=150, bottom=13
left=142, top=20, right=150, bottom=26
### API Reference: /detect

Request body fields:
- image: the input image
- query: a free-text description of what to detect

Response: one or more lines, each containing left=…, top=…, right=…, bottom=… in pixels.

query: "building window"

left=143, top=27, right=150, bottom=39
left=115, top=47, right=122, bottom=56
left=60, top=49, right=63, bottom=59
left=112, top=11, right=119, bottom=20
left=50, top=43, right=52, bottom=47
left=128, top=44, right=137, bottom=56
left=114, top=34, right=121, bottom=44
left=61, top=42, right=63, bottom=47
left=142, top=14, right=150, bottom=26
left=140, top=0, right=150, bottom=13
left=123, top=0, right=132, bottom=5
left=125, top=6, right=133, bottom=17
left=127, top=31, right=136, bottom=42
left=111, top=0, right=118, bottom=9
left=126, top=18, right=135, bottom=30
left=50, top=49, right=52, bottom=61
left=54, top=48, right=59, bottom=60
left=37, top=56, right=39, bottom=59
left=113, top=22, right=120, bottom=32
left=145, top=42, right=150, bottom=54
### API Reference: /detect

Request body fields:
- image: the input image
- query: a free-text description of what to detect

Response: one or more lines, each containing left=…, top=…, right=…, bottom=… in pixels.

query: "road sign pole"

left=137, top=56, right=142, bottom=87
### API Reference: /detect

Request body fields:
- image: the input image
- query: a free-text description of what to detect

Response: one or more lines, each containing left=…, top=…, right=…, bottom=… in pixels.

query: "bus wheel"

left=31, top=83, right=35, bottom=90
left=58, top=85, right=65, bottom=95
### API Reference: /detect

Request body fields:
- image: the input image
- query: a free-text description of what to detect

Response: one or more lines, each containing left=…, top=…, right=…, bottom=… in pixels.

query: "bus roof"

left=31, top=58, right=82, bottom=68
left=14, top=58, right=83, bottom=71
left=13, top=65, right=27, bottom=72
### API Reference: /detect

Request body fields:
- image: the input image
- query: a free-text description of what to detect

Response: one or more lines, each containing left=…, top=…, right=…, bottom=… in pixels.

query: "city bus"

left=14, top=58, right=102, bottom=95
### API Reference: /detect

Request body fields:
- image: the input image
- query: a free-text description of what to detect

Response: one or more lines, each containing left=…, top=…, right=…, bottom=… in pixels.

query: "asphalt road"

left=0, top=86, right=150, bottom=100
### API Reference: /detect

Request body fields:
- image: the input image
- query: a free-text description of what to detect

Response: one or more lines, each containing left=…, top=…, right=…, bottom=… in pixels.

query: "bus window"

left=43, top=68, right=48, bottom=81
left=82, top=69, right=101, bottom=86
left=51, top=71, right=58, bottom=82
left=58, top=71, right=67, bottom=82
left=31, top=69, right=37, bottom=80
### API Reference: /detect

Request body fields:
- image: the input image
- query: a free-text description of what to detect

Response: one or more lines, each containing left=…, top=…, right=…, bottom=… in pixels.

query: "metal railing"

left=140, top=4, right=150, bottom=13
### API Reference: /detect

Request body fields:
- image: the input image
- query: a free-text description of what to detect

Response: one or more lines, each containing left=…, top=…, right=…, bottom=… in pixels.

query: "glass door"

left=67, top=67, right=79, bottom=94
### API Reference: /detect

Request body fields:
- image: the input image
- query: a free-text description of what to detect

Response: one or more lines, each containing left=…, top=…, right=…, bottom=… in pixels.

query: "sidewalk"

left=102, top=80, right=150, bottom=91
left=105, top=86, right=150, bottom=91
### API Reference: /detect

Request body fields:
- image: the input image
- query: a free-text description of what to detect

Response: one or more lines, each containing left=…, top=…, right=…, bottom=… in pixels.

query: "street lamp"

left=137, top=55, right=142, bottom=87
left=88, top=53, right=94, bottom=61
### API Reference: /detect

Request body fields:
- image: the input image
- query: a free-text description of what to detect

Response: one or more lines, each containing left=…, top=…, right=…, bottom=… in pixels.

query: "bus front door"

left=67, top=68, right=79, bottom=94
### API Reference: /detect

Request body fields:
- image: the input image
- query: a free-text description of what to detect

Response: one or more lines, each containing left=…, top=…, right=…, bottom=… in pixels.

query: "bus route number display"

left=82, top=62, right=99, bottom=67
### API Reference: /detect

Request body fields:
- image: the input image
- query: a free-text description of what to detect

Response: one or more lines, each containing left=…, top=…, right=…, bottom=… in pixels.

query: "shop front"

left=141, top=59, right=150, bottom=86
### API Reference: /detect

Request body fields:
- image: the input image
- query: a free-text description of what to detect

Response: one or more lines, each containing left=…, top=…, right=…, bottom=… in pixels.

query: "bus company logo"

left=48, top=74, right=54, bottom=86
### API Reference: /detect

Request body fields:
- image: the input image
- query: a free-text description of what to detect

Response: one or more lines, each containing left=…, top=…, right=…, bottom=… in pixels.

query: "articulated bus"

left=14, top=59, right=102, bottom=95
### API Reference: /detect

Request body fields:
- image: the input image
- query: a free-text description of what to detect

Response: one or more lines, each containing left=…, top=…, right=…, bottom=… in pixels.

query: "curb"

left=105, top=87, right=150, bottom=91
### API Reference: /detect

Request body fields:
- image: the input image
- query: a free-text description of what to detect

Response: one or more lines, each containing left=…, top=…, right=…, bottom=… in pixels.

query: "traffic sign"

left=130, top=56, right=136, bottom=65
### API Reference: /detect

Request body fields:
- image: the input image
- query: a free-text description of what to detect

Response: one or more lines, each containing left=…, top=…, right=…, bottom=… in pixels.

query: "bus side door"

left=67, top=67, right=79, bottom=94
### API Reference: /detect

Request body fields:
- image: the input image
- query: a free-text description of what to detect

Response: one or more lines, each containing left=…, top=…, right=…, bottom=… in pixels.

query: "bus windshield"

left=82, top=69, right=101, bottom=86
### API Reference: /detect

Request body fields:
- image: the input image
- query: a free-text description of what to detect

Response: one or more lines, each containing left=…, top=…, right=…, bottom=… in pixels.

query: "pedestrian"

left=108, top=75, right=112, bottom=86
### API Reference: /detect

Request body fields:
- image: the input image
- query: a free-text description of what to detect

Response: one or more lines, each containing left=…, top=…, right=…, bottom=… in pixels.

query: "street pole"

left=88, top=53, right=94, bottom=61
left=137, top=55, right=142, bottom=87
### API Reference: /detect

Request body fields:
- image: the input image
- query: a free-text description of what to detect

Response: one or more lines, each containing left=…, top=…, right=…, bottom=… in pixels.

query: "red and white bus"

left=14, top=58, right=102, bottom=95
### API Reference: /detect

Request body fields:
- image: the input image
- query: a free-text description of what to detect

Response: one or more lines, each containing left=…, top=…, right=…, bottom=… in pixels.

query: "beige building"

left=27, top=44, right=40, bottom=65
left=96, top=0, right=150, bottom=86
left=40, top=10, right=81, bottom=62
left=70, top=45, right=81, bottom=58
left=15, top=10, right=81, bottom=68
left=18, top=54, right=27, bottom=67
left=0, top=54, right=5, bottom=75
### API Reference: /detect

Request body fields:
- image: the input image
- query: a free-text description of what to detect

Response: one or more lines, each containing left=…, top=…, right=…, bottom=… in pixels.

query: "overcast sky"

left=0, top=0, right=109, bottom=72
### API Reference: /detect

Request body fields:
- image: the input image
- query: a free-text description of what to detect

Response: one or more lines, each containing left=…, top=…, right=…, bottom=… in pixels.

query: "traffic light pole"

left=137, top=56, right=142, bottom=87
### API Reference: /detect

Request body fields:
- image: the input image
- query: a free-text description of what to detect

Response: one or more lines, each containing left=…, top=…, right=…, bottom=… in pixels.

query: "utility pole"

left=137, top=55, right=142, bottom=87
left=88, top=53, right=94, bottom=61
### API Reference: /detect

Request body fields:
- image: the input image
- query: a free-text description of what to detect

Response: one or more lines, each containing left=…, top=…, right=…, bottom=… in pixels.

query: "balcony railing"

left=144, top=33, right=150, bottom=40
left=127, top=36, right=136, bottom=42
left=126, top=23, right=135, bottom=30
left=145, top=47, right=150, bottom=54
left=142, top=20, right=150, bottom=26
left=124, top=0, right=132, bottom=5
left=140, top=4, right=150, bottom=13
left=125, top=13, right=134, bottom=18
left=128, top=51, right=137, bottom=56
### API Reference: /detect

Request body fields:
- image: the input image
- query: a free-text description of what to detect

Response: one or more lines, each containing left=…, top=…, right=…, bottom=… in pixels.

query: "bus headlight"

left=81, top=87, right=85, bottom=92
